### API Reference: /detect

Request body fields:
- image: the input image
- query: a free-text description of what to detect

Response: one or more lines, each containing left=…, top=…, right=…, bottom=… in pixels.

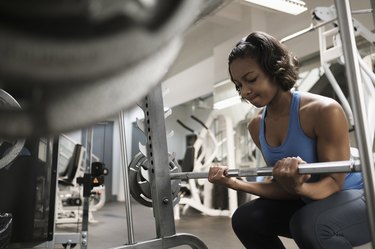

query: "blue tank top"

left=259, top=91, right=363, bottom=191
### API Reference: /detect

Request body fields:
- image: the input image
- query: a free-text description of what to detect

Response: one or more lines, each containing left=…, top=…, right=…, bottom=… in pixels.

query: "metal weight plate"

left=128, top=152, right=181, bottom=207
left=0, top=89, right=25, bottom=169
left=128, top=153, right=152, bottom=207
left=0, top=0, right=226, bottom=137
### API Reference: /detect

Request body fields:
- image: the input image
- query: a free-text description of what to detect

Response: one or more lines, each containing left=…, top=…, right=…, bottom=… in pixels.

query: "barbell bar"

left=169, top=159, right=362, bottom=180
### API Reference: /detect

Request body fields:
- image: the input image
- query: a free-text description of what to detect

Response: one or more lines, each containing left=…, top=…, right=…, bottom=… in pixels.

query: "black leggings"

left=232, top=190, right=370, bottom=249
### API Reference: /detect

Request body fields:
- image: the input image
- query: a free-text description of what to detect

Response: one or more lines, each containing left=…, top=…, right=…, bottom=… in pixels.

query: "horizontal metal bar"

left=280, top=9, right=372, bottom=43
left=170, top=160, right=361, bottom=180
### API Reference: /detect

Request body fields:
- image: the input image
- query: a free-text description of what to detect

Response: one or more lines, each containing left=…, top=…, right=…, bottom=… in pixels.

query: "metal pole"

left=118, top=110, right=136, bottom=244
left=81, top=127, right=93, bottom=249
left=280, top=9, right=372, bottom=43
left=143, top=84, right=176, bottom=237
left=335, top=0, right=375, bottom=244
left=169, top=160, right=361, bottom=180
left=371, top=0, right=375, bottom=27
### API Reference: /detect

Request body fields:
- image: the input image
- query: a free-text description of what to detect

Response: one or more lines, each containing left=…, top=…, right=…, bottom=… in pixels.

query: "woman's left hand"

left=208, top=163, right=237, bottom=188
left=272, top=157, right=311, bottom=195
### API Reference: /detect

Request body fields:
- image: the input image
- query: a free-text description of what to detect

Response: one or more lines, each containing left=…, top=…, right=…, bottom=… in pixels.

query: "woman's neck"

left=266, top=90, right=293, bottom=119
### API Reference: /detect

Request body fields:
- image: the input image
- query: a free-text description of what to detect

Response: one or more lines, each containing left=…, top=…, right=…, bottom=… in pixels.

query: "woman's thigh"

left=290, top=189, right=370, bottom=249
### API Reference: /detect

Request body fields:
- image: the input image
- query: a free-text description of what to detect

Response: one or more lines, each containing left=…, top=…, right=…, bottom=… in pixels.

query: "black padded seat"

left=58, top=144, right=83, bottom=187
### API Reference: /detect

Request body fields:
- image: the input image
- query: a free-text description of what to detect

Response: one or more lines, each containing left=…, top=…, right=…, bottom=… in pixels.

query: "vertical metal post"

left=81, top=127, right=93, bottom=249
left=143, top=84, right=176, bottom=237
left=335, top=0, right=375, bottom=243
left=118, top=110, right=136, bottom=244
left=371, top=0, right=375, bottom=27
left=49, top=137, right=59, bottom=249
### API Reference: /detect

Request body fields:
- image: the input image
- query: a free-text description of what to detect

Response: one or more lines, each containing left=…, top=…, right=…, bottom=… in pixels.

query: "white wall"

left=163, top=57, right=214, bottom=108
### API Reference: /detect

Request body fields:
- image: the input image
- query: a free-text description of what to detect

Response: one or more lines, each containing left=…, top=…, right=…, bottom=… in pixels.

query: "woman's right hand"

left=272, top=157, right=310, bottom=195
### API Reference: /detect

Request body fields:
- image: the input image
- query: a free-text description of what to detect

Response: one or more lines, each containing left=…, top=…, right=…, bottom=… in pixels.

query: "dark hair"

left=228, top=31, right=299, bottom=91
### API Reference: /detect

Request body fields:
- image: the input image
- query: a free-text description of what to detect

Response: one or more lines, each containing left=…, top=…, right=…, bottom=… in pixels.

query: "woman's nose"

left=241, top=86, right=251, bottom=97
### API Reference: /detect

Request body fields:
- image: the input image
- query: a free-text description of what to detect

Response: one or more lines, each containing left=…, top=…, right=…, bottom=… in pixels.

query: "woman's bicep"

left=315, top=102, right=349, bottom=188
left=315, top=102, right=350, bottom=162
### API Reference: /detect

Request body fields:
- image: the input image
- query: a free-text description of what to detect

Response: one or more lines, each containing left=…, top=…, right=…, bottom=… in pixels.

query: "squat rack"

left=115, top=0, right=375, bottom=248
left=114, top=83, right=208, bottom=249
left=335, top=0, right=375, bottom=244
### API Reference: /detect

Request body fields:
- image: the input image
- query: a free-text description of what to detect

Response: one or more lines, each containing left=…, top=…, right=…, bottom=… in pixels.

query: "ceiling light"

left=213, top=95, right=242, bottom=110
left=244, top=0, right=307, bottom=15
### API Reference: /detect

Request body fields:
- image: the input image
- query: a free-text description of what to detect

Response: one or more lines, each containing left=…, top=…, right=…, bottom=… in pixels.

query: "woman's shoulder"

left=299, top=91, right=342, bottom=112
left=298, top=91, right=348, bottom=129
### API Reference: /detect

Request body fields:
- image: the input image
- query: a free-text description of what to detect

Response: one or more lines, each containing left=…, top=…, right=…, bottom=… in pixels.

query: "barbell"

left=169, top=159, right=362, bottom=180
left=129, top=155, right=363, bottom=207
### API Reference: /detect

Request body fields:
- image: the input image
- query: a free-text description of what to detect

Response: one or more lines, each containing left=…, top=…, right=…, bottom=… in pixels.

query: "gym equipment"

left=170, top=159, right=362, bottom=180
left=54, top=134, right=108, bottom=249
left=0, top=89, right=25, bottom=169
left=115, top=84, right=208, bottom=249
left=281, top=5, right=375, bottom=144
left=0, top=213, right=12, bottom=249
left=175, top=115, right=237, bottom=217
left=0, top=0, right=226, bottom=137
left=128, top=156, right=365, bottom=206
left=335, top=2, right=375, bottom=241
left=177, top=115, right=218, bottom=174
left=127, top=159, right=364, bottom=196
left=128, top=152, right=181, bottom=207
left=56, top=135, right=107, bottom=225
left=2, top=137, right=59, bottom=248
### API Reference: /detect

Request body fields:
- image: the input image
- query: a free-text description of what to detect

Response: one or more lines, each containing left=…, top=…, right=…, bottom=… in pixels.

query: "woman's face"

left=229, top=57, right=278, bottom=108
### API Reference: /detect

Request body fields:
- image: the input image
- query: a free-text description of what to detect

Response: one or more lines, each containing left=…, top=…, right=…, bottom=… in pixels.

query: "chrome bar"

left=119, top=111, right=136, bottom=244
left=81, top=127, right=93, bottom=249
left=335, top=0, right=375, bottom=244
left=170, top=160, right=361, bottom=180
left=280, top=8, right=373, bottom=43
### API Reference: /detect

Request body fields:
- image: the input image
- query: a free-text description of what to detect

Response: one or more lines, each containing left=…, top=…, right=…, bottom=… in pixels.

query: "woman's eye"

left=247, top=77, right=257, bottom=83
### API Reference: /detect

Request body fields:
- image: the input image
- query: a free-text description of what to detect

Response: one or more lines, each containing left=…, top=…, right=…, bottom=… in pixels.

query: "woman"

left=208, top=31, right=369, bottom=249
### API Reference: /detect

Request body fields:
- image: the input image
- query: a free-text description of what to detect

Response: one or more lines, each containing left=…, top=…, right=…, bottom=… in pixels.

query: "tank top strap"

left=289, top=91, right=300, bottom=130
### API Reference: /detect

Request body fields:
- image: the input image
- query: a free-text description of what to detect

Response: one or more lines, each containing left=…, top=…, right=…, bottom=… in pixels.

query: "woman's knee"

left=289, top=208, right=318, bottom=247
left=232, top=203, right=252, bottom=233
left=231, top=199, right=270, bottom=234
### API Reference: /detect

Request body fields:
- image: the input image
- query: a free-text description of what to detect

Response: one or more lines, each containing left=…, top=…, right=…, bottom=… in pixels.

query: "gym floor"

left=55, top=200, right=372, bottom=249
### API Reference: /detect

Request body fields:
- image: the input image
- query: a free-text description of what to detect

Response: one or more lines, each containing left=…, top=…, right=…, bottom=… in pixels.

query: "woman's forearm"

left=228, top=178, right=299, bottom=200
left=296, top=175, right=343, bottom=200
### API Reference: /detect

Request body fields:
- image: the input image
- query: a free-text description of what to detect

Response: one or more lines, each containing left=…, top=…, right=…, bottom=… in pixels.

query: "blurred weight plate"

left=0, top=0, right=226, bottom=137
left=0, top=89, right=25, bottom=169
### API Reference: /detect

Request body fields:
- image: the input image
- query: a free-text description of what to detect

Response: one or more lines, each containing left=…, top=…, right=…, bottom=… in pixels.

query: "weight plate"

left=128, top=153, right=152, bottom=207
left=128, top=152, right=181, bottom=207
left=0, top=0, right=225, bottom=137
left=0, top=89, right=25, bottom=169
